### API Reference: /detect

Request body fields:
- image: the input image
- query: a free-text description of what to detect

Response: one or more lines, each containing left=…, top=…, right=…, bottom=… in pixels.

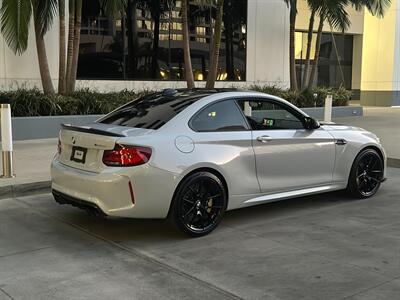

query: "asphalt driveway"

left=1, top=168, right=400, bottom=300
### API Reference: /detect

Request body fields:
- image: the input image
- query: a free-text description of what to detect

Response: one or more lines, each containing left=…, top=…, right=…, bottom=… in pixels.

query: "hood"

left=320, top=122, right=367, bottom=132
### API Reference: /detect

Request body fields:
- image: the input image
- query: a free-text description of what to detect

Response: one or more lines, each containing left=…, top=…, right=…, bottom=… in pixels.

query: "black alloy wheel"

left=171, top=172, right=227, bottom=237
left=348, top=149, right=384, bottom=198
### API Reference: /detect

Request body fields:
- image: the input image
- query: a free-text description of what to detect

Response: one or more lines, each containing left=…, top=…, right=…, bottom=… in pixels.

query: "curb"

left=0, top=181, right=51, bottom=200
left=0, top=158, right=399, bottom=200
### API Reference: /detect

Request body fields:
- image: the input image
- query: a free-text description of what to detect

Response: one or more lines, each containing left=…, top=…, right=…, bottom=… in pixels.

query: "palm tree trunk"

left=66, top=0, right=75, bottom=93
left=126, top=0, right=138, bottom=77
left=289, top=5, right=298, bottom=91
left=206, top=0, right=224, bottom=89
left=182, top=0, right=195, bottom=88
left=224, top=1, right=234, bottom=81
left=58, top=0, right=67, bottom=94
left=302, top=9, right=315, bottom=89
left=308, top=15, right=324, bottom=89
left=151, top=0, right=160, bottom=78
left=33, top=17, right=55, bottom=95
left=68, top=0, right=82, bottom=93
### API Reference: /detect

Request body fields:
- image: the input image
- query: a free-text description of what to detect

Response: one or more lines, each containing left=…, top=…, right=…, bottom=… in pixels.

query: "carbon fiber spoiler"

left=61, top=124, right=126, bottom=137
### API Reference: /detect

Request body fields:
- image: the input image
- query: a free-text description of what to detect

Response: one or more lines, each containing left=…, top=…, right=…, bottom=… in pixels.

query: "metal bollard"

left=324, top=94, right=333, bottom=123
left=1, top=104, right=15, bottom=178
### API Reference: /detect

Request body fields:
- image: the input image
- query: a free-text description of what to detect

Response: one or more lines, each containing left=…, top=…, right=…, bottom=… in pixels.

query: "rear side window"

left=190, top=100, right=248, bottom=132
left=99, top=91, right=209, bottom=130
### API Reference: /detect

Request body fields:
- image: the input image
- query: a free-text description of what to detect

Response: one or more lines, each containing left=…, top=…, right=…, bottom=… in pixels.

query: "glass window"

left=295, top=31, right=353, bottom=89
left=78, top=0, right=247, bottom=82
left=237, top=100, right=304, bottom=130
left=191, top=100, right=248, bottom=132
left=100, top=91, right=210, bottom=129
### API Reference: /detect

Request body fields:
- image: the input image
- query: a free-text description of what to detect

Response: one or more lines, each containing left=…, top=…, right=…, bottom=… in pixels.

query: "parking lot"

left=0, top=168, right=399, bottom=300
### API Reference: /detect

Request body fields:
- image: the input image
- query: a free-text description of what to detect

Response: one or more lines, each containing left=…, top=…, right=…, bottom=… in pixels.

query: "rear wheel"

left=171, top=172, right=227, bottom=237
left=347, top=149, right=384, bottom=198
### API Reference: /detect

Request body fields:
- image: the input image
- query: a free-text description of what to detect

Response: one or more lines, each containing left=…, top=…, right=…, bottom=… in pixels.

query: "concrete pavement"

left=0, top=168, right=400, bottom=299
left=0, top=139, right=56, bottom=199
left=334, top=107, right=400, bottom=159
left=0, top=138, right=56, bottom=187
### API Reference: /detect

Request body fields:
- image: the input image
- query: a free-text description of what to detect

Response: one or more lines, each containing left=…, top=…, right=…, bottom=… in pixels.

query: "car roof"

left=157, top=90, right=310, bottom=132
left=99, top=89, right=309, bottom=132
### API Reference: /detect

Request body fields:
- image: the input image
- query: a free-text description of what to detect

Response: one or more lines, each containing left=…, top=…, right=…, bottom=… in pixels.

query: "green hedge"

left=250, top=85, right=352, bottom=108
left=0, top=89, right=149, bottom=117
left=0, top=86, right=352, bottom=117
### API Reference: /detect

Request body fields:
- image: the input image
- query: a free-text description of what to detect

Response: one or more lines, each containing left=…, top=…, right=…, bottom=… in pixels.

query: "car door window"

left=190, top=100, right=248, bottom=132
left=237, top=99, right=304, bottom=130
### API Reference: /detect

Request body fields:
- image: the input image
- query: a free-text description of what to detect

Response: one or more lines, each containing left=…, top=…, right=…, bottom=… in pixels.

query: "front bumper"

left=51, top=158, right=179, bottom=218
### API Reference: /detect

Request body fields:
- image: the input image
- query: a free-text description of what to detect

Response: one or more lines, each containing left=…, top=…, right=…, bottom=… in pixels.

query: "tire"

left=170, top=172, right=227, bottom=237
left=347, top=148, right=384, bottom=199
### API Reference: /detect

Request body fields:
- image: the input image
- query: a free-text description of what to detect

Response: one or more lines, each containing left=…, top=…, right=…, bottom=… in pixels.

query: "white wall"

left=0, top=0, right=290, bottom=92
left=0, top=0, right=60, bottom=90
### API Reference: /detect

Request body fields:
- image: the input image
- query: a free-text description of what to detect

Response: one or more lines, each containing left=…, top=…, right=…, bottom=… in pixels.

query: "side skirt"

left=227, top=183, right=346, bottom=210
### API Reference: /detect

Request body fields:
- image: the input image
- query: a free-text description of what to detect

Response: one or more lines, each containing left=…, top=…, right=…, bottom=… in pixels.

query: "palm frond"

left=351, top=0, right=391, bottom=17
left=0, top=0, right=32, bottom=54
left=100, top=0, right=127, bottom=19
left=191, top=0, right=216, bottom=9
left=31, top=0, right=58, bottom=36
left=138, top=0, right=175, bottom=18
left=323, top=0, right=351, bottom=31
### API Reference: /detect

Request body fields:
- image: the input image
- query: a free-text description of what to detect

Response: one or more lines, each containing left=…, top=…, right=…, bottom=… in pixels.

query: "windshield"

left=98, top=90, right=211, bottom=130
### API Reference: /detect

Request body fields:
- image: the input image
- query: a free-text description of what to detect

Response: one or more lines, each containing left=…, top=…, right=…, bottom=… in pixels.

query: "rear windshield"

left=99, top=90, right=210, bottom=130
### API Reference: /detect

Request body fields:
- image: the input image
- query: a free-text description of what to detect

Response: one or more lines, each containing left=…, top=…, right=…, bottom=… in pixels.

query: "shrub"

left=0, top=86, right=351, bottom=117
left=0, top=88, right=149, bottom=117
left=250, top=85, right=352, bottom=108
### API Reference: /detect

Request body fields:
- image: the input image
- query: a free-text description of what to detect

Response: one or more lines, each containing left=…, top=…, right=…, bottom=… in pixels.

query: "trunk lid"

left=58, top=123, right=153, bottom=173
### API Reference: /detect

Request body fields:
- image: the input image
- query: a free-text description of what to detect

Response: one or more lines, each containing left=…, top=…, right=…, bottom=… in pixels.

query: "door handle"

left=256, top=135, right=272, bottom=143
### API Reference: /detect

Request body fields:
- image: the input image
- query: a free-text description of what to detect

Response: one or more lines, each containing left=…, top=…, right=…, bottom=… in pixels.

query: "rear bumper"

left=53, top=189, right=107, bottom=217
left=51, top=158, right=179, bottom=218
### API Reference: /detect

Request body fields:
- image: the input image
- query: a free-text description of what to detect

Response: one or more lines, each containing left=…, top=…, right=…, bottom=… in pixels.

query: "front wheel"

left=347, top=148, right=384, bottom=198
left=170, top=172, right=227, bottom=237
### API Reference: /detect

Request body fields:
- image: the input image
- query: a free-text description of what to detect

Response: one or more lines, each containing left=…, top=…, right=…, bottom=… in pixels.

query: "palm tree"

left=0, top=0, right=57, bottom=95
left=182, top=0, right=195, bottom=88
left=68, top=0, right=82, bottom=93
left=189, top=0, right=225, bottom=88
left=306, top=0, right=391, bottom=89
left=66, top=0, right=75, bottom=93
left=58, top=0, right=66, bottom=94
left=302, top=6, right=316, bottom=89
left=126, top=0, right=139, bottom=77
left=283, top=0, right=298, bottom=91
left=205, top=0, right=224, bottom=89
left=137, top=0, right=174, bottom=78
left=223, top=0, right=246, bottom=81
left=304, top=0, right=351, bottom=89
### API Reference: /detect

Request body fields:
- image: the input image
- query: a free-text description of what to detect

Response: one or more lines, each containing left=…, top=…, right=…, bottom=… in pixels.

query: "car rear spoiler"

left=61, top=124, right=126, bottom=137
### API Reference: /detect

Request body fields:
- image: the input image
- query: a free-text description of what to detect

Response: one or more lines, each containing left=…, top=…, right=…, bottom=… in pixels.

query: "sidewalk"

left=0, top=139, right=56, bottom=197
left=333, top=107, right=400, bottom=159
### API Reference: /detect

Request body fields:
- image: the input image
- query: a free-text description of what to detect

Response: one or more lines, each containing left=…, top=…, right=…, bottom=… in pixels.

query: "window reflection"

left=78, top=0, right=247, bottom=82
left=295, top=31, right=353, bottom=89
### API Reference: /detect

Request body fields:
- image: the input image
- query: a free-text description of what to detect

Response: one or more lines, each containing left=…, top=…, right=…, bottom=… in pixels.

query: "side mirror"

left=304, top=117, right=320, bottom=130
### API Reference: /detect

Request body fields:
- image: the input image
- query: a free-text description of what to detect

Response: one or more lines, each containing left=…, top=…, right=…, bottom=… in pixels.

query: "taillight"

left=102, top=144, right=152, bottom=167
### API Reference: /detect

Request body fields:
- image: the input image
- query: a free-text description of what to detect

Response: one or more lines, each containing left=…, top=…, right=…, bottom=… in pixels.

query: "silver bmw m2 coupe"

left=51, top=89, right=386, bottom=236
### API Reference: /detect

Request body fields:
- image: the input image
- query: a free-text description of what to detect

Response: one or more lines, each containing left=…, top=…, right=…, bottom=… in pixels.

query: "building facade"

left=0, top=0, right=399, bottom=106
